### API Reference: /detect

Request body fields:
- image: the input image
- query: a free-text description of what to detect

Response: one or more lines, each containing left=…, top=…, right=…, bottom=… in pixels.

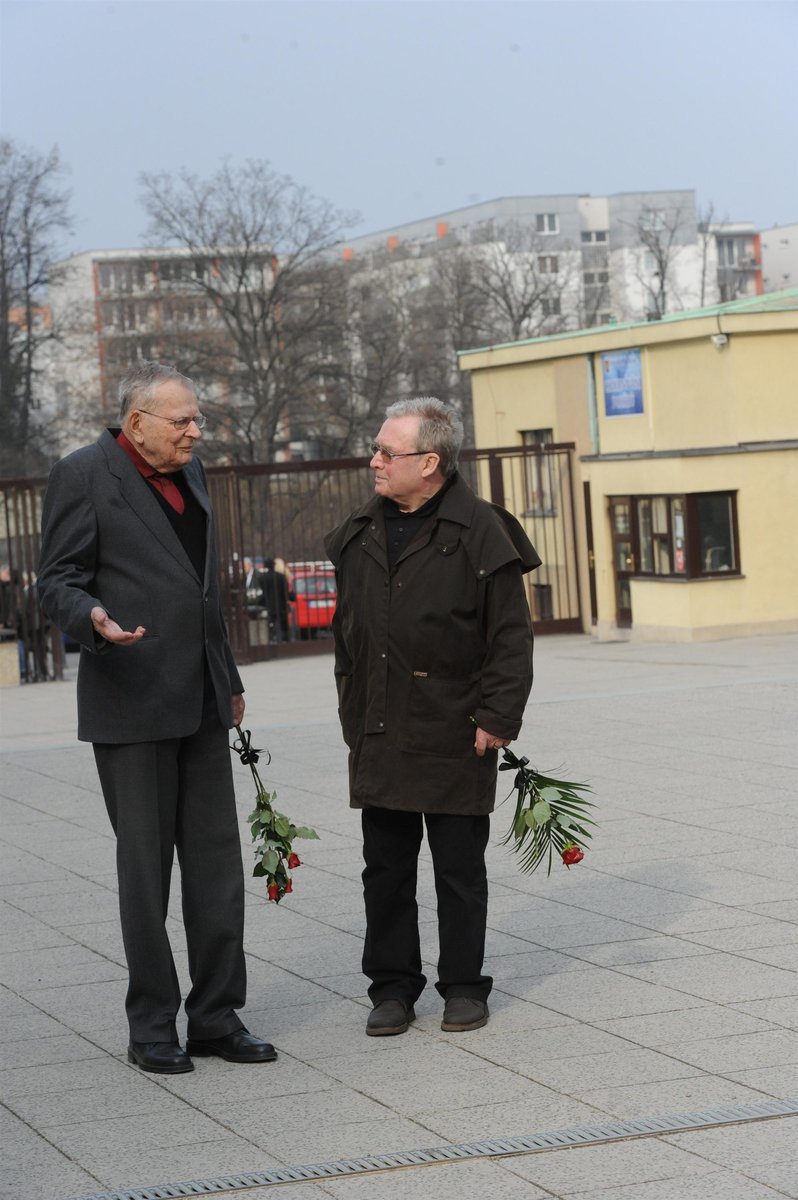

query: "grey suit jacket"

left=38, top=429, right=243, bottom=743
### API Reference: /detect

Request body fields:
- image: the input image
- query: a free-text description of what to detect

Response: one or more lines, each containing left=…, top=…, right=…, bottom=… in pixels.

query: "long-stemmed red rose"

left=499, top=748, right=596, bottom=875
left=231, top=727, right=319, bottom=902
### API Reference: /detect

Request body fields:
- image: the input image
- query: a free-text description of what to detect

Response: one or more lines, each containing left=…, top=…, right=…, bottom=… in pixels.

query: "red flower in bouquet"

left=561, top=843, right=585, bottom=868
left=231, top=727, right=319, bottom=903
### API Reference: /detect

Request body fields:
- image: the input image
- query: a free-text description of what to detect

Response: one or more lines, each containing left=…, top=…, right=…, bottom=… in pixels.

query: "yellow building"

left=459, top=290, right=798, bottom=642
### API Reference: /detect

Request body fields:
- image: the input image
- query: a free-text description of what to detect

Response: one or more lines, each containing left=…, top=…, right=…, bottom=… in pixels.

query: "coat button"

left=479, top=568, right=486, bottom=576
left=378, top=721, right=384, bottom=727
left=380, top=652, right=386, bottom=659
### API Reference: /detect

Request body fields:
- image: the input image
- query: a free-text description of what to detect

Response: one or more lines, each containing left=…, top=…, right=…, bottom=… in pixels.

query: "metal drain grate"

left=75, top=1095, right=798, bottom=1200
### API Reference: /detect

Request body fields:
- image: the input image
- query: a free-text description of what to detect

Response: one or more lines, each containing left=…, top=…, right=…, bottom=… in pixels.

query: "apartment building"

left=761, top=222, right=798, bottom=292
left=342, top=190, right=763, bottom=327
left=47, top=247, right=234, bottom=412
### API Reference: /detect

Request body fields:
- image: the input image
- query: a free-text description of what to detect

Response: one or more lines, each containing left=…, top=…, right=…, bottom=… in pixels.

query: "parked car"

left=288, top=563, right=336, bottom=639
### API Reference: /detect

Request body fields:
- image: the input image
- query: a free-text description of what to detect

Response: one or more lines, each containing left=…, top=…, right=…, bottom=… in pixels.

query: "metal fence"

left=0, top=442, right=580, bottom=679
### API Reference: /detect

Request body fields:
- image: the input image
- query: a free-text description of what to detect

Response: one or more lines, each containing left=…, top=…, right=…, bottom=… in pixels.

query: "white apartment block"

left=340, top=190, right=764, bottom=327
left=761, top=223, right=798, bottom=292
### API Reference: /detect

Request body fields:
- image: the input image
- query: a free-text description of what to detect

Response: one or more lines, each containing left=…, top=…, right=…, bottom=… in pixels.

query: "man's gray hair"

left=118, top=361, right=195, bottom=420
left=385, top=396, right=464, bottom=477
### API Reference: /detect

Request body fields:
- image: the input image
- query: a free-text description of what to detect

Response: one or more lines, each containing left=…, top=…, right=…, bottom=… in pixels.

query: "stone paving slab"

left=1, top=633, right=797, bottom=1200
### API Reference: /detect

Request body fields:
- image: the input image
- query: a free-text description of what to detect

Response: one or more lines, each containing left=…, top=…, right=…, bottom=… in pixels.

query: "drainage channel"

left=76, top=1095, right=798, bottom=1200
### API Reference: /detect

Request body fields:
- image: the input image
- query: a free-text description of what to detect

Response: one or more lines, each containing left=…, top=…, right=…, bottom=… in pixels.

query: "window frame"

left=521, top=429, right=557, bottom=517
left=613, top=491, right=741, bottom=580
left=536, top=212, right=559, bottom=235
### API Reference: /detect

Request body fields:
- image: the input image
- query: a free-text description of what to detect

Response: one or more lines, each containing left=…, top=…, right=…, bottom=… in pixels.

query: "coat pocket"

left=399, top=672, right=480, bottom=758
left=336, top=673, right=359, bottom=748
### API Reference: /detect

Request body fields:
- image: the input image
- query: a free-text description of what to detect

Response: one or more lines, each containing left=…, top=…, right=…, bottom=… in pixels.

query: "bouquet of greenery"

left=231, top=727, right=319, bottom=902
left=499, top=748, right=596, bottom=875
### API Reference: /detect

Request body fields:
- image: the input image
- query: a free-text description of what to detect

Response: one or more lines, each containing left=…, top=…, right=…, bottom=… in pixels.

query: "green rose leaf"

left=539, top=786, right=564, bottom=804
left=261, top=848, right=279, bottom=875
left=532, top=800, right=552, bottom=824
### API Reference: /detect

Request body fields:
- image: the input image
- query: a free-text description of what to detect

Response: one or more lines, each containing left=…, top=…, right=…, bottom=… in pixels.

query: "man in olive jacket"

left=38, top=362, right=276, bottom=1074
left=325, top=397, right=539, bottom=1036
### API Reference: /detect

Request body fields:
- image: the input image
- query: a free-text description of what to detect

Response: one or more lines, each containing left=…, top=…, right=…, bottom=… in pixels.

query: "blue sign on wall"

left=602, top=348, right=643, bottom=416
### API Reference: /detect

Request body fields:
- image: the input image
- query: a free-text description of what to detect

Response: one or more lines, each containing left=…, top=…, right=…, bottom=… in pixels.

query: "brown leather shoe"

left=128, top=1041, right=194, bottom=1073
left=366, top=999, right=415, bottom=1036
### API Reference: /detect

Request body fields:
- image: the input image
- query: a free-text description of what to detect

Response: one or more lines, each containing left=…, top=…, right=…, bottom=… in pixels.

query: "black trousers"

left=361, top=807, right=493, bottom=1006
left=93, top=681, right=246, bottom=1042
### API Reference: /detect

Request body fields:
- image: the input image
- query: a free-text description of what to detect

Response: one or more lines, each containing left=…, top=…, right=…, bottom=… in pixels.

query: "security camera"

left=710, top=333, right=728, bottom=348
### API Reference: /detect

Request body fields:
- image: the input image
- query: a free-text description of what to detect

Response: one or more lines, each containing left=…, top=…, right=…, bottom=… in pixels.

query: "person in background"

left=243, top=556, right=268, bottom=616
left=261, top=557, right=291, bottom=642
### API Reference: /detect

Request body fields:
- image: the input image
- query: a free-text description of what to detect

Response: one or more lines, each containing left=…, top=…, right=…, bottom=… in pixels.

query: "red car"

left=289, top=567, right=336, bottom=639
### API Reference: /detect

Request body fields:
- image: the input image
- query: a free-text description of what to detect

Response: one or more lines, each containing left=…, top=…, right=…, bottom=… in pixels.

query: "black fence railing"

left=0, top=443, right=580, bottom=678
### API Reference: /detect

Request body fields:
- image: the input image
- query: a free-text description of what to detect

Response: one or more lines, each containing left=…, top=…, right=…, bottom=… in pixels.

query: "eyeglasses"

left=138, top=409, right=207, bottom=431
left=369, top=441, right=428, bottom=463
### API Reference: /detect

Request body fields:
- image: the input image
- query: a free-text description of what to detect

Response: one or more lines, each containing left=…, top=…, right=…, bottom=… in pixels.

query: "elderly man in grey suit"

left=38, top=361, right=276, bottom=1074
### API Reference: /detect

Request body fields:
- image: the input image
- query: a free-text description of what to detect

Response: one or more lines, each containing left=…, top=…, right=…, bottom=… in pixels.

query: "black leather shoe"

left=186, top=1028, right=277, bottom=1063
left=128, top=1041, right=194, bottom=1073
left=366, top=999, right=416, bottom=1037
left=441, top=997, right=489, bottom=1032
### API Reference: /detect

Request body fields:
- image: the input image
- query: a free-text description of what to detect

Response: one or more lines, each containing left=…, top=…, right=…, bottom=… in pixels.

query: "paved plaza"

left=1, top=632, right=797, bottom=1200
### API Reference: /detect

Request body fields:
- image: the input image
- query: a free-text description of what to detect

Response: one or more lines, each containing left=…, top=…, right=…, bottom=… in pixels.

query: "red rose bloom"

left=287, top=853, right=301, bottom=869
left=284, top=878, right=293, bottom=893
left=561, top=844, right=584, bottom=868
left=267, top=882, right=280, bottom=902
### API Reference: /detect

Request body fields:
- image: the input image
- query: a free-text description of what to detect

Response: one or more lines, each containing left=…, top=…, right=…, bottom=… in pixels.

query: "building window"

left=538, top=255, right=558, bottom=273
left=640, top=208, right=666, bottom=234
left=696, top=492, right=737, bottom=573
left=536, top=213, right=559, bottom=234
left=581, top=230, right=608, bottom=243
left=637, top=496, right=672, bottom=574
left=717, top=238, right=737, bottom=267
left=541, top=297, right=561, bottom=316
left=522, top=429, right=556, bottom=516
left=616, top=491, right=739, bottom=578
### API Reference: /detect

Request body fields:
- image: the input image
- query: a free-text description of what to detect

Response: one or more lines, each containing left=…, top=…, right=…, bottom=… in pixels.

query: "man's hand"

left=232, top=693, right=245, bottom=726
left=91, top=606, right=145, bottom=644
left=474, top=726, right=510, bottom=757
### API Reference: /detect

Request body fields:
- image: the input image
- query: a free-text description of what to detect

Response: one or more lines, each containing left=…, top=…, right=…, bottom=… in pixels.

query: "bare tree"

left=470, top=223, right=575, bottom=343
left=0, top=139, right=73, bottom=474
left=404, top=246, right=489, bottom=444
left=634, top=204, right=686, bottom=319
left=140, top=160, right=357, bottom=462
left=697, top=201, right=718, bottom=308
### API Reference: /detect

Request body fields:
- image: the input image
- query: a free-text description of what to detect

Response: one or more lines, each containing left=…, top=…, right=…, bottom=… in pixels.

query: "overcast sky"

left=2, top=0, right=797, bottom=255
